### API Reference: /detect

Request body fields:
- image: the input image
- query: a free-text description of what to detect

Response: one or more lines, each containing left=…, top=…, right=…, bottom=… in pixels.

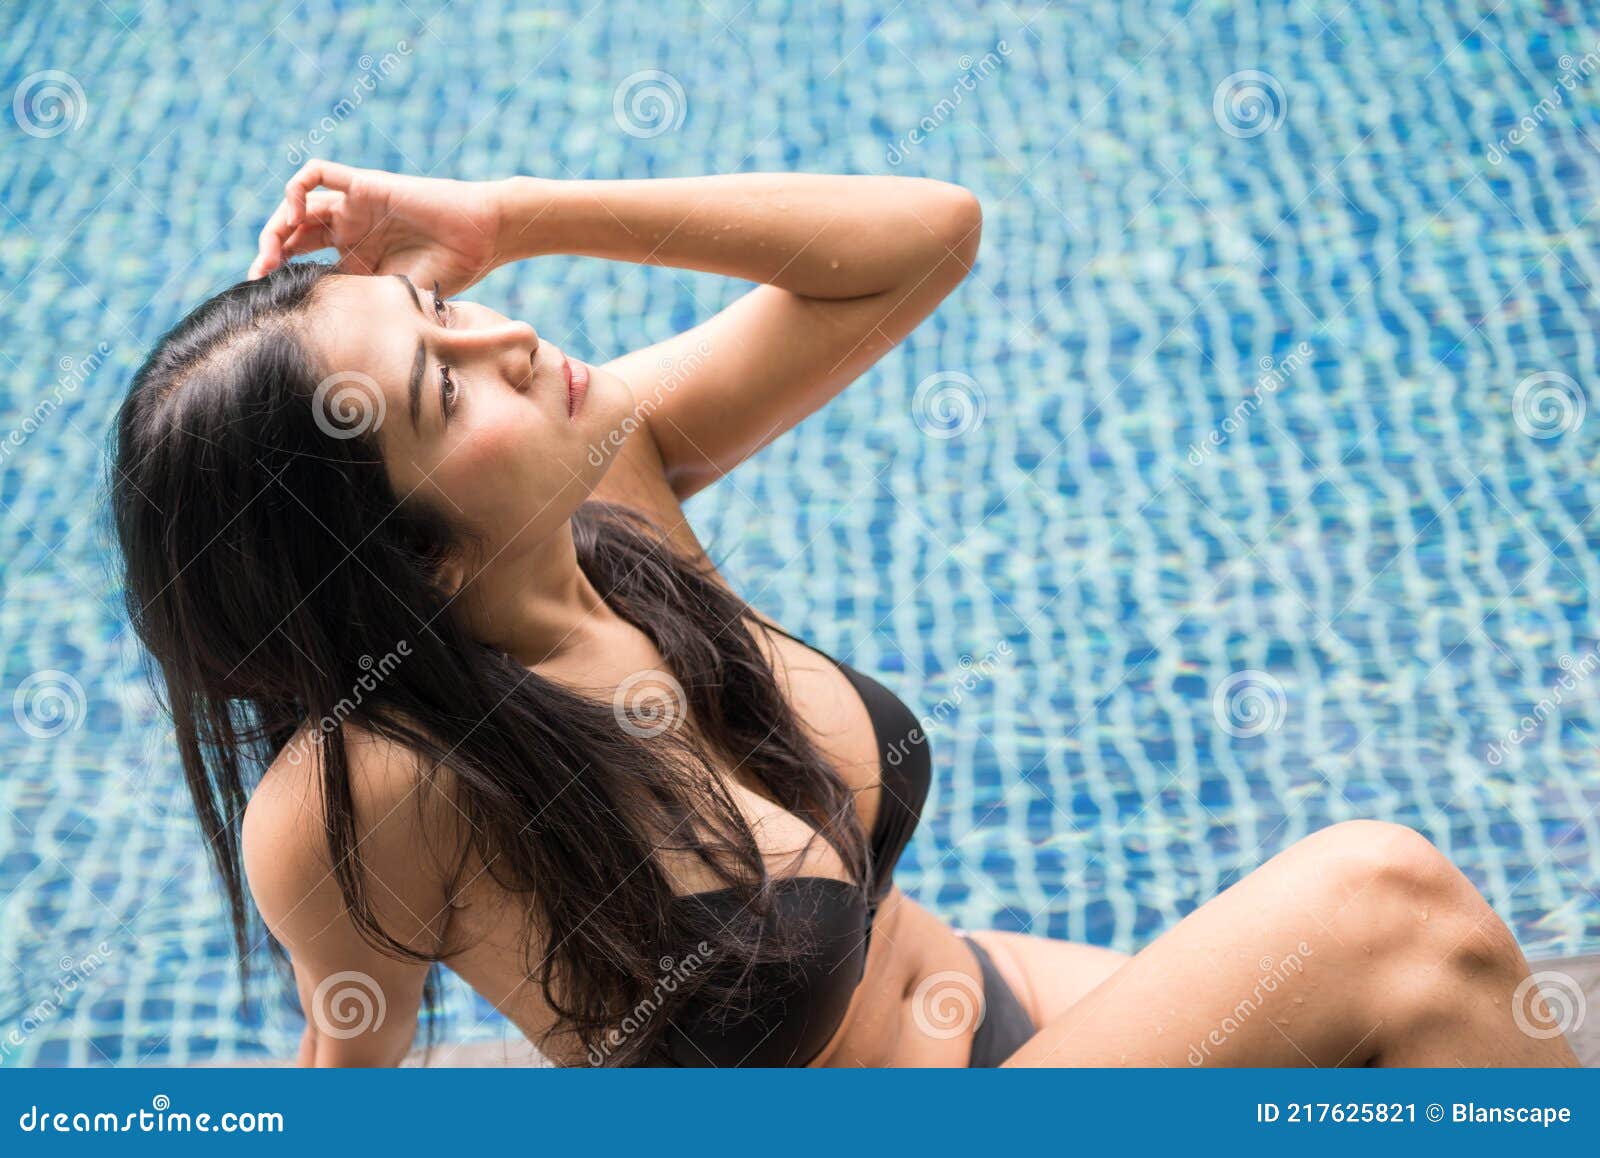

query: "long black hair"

left=111, top=260, right=867, bottom=1063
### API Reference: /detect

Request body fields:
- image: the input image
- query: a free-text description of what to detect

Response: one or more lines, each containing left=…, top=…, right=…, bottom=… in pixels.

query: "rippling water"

left=2, top=0, right=1599, bottom=1064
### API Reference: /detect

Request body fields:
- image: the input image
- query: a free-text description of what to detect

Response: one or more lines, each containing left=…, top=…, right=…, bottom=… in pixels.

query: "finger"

left=284, top=158, right=358, bottom=229
left=252, top=198, right=294, bottom=278
left=280, top=219, right=332, bottom=259
left=299, top=188, right=344, bottom=227
left=253, top=188, right=350, bottom=276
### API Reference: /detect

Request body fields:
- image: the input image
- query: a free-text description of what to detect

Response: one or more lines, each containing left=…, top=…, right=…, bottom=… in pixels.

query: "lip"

left=563, top=353, right=590, bottom=419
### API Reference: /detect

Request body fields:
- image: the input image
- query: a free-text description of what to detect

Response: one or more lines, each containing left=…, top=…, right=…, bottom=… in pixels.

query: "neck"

left=457, top=523, right=618, bottom=667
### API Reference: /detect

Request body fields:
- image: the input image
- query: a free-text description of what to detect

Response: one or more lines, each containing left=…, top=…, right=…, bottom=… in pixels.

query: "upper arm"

left=242, top=729, right=457, bottom=1066
left=601, top=188, right=981, bottom=498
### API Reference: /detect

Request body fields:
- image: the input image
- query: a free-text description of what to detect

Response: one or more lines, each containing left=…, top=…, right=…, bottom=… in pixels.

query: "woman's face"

left=299, top=273, right=635, bottom=564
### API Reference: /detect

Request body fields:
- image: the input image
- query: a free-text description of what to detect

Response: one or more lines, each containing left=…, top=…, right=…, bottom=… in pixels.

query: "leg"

left=1004, top=820, right=1580, bottom=1067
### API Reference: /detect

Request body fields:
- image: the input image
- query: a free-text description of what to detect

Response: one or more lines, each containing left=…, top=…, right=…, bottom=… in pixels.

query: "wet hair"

left=110, top=261, right=866, bottom=1063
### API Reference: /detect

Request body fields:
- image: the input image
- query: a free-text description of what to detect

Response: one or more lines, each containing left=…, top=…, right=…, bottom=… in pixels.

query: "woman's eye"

left=432, top=281, right=450, bottom=324
left=440, top=366, right=458, bottom=416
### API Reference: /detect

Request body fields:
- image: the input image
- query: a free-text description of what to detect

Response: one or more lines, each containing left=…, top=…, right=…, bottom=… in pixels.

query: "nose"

left=443, top=315, right=540, bottom=387
left=450, top=315, right=538, bottom=352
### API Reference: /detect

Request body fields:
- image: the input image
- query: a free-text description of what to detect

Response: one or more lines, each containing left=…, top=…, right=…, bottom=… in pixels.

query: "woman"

left=114, top=162, right=1577, bottom=1067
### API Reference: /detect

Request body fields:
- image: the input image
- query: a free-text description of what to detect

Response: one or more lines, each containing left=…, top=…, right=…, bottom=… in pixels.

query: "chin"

left=577, top=366, right=644, bottom=473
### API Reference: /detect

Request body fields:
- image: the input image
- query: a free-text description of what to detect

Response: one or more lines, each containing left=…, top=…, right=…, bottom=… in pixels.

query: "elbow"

left=926, top=182, right=983, bottom=276
left=297, top=1005, right=420, bottom=1067
left=301, top=1028, right=414, bottom=1067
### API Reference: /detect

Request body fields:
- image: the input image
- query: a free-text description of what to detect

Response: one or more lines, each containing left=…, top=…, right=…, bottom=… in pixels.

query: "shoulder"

left=241, top=724, right=453, bottom=1065
left=242, top=724, right=462, bottom=951
left=240, top=729, right=329, bottom=908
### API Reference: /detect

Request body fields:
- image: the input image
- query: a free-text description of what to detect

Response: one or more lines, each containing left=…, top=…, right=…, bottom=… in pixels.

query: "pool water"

left=4, top=0, right=1600, bottom=1065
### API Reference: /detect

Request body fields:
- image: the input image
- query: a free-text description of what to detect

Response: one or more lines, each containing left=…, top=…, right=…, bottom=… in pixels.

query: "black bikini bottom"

left=961, top=935, right=1036, bottom=1067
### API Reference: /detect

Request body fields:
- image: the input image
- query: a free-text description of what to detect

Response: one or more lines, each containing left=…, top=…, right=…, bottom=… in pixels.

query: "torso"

left=276, top=425, right=982, bottom=1065
left=437, top=618, right=970, bottom=1067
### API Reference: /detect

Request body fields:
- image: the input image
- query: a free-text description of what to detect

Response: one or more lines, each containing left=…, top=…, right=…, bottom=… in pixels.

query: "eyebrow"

left=395, top=275, right=427, bottom=432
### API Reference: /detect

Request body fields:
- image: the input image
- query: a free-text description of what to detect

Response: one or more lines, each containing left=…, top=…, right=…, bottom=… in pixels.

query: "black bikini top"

left=644, top=630, right=931, bottom=1067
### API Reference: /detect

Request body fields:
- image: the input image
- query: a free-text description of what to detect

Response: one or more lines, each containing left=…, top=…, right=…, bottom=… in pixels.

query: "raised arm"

left=498, top=173, right=982, bottom=495
left=249, top=164, right=981, bottom=496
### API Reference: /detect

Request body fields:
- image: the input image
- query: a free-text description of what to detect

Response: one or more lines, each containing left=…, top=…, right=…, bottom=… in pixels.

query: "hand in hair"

left=248, top=159, right=505, bottom=296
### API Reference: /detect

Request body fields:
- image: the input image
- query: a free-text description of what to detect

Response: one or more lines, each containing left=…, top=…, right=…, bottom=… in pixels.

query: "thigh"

left=1000, top=822, right=1410, bottom=1068
left=965, top=930, right=1130, bottom=1027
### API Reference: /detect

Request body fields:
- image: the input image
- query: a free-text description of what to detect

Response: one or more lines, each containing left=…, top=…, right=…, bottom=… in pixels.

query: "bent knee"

left=1299, top=820, right=1464, bottom=905
left=1274, top=822, right=1476, bottom=940
left=1293, top=821, right=1520, bottom=971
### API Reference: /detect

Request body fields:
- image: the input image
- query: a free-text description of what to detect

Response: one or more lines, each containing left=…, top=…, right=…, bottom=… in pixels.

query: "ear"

left=434, top=553, right=466, bottom=599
